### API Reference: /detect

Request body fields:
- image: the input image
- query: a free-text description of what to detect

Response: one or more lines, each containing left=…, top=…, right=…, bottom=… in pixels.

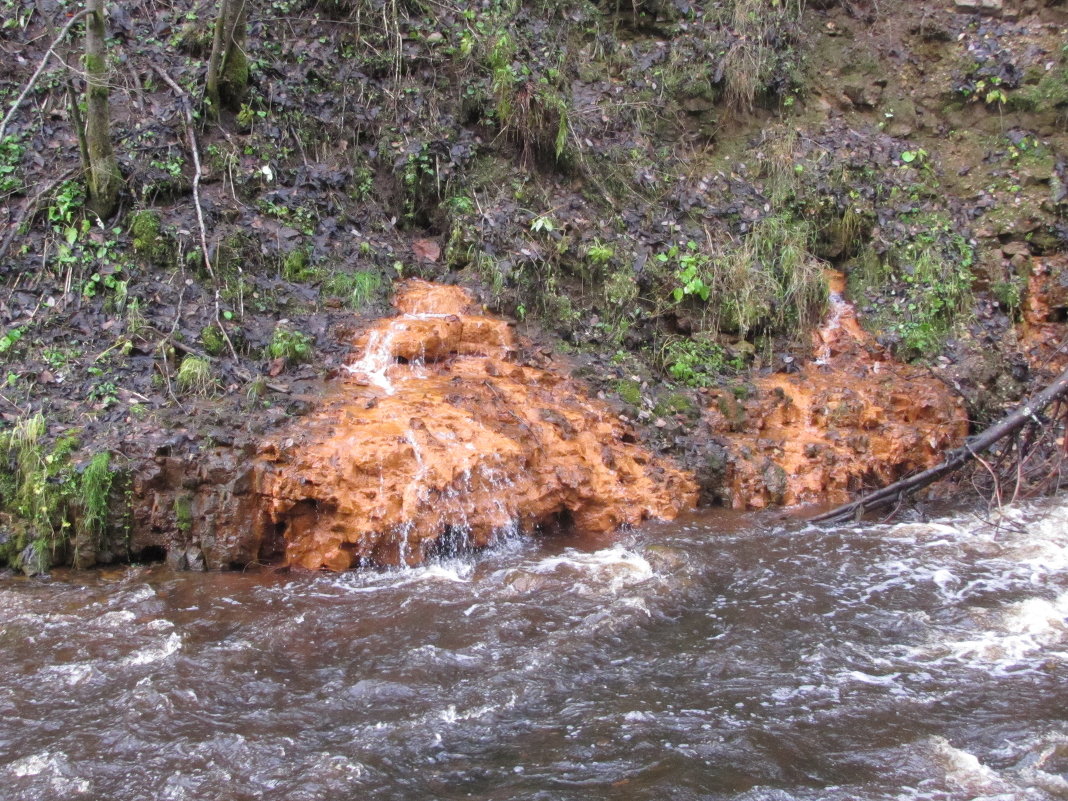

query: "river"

left=2, top=499, right=1068, bottom=800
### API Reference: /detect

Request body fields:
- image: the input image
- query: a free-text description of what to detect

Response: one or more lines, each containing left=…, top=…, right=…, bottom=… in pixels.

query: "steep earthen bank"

left=2, top=0, right=1067, bottom=572
left=131, top=281, right=698, bottom=570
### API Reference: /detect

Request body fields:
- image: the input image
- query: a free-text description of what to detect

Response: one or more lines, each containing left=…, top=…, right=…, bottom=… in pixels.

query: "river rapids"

left=3, top=498, right=1068, bottom=800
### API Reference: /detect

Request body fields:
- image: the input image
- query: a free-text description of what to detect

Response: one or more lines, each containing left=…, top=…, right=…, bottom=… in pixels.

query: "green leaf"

left=900, top=151, right=916, bottom=164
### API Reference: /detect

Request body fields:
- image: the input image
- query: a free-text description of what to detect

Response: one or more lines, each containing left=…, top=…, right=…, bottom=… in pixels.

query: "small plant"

left=899, top=148, right=928, bottom=166
left=0, top=134, right=25, bottom=194
left=658, top=336, right=727, bottom=388
left=659, top=241, right=711, bottom=303
left=446, top=194, right=475, bottom=215
left=0, top=326, right=23, bottom=355
left=88, top=381, right=120, bottom=407
left=586, top=240, right=614, bottom=266
left=530, top=215, right=556, bottom=234
left=176, top=355, right=215, bottom=395
left=267, top=326, right=313, bottom=364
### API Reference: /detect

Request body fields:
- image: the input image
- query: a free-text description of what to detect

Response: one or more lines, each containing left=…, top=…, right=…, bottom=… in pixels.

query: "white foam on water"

left=125, top=631, right=182, bottom=666
left=8, top=752, right=56, bottom=778
left=93, top=609, right=135, bottom=627
left=930, top=591, right=1068, bottom=669
left=40, top=662, right=95, bottom=687
left=929, top=737, right=1018, bottom=799
left=526, top=545, right=655, bottom=592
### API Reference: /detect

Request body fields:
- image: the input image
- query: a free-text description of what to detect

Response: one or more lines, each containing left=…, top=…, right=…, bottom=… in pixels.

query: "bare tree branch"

left=811, top=363, right=1068, bottom=524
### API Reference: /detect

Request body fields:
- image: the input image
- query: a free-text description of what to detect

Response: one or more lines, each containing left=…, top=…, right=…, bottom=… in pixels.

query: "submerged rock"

left=251, top=280, right=698, bottom=570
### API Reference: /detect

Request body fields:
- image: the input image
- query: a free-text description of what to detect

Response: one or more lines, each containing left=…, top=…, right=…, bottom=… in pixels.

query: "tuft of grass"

left=79, top=452, right=113, bottom=541
left=176, top=355, right=215, bottom=395
left=658, top=214, right=827, bottom=339
left=322, top=270, right=382, bottom=308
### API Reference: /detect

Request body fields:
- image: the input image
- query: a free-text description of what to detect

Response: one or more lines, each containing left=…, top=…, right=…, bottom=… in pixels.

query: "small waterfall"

left=704, top=269, right=967, bottom=509
left=345, top=328, right=398, bottom=395
left=257, top=279, right=697, bottom=570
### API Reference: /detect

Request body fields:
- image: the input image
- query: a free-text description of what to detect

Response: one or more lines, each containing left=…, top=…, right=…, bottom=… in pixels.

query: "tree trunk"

left=84, top=0, right=120, bottom=218
left=205, top=0, right=248, bottom=116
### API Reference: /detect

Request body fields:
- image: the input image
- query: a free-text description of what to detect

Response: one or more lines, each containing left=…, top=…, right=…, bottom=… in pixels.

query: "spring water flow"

left=3, top=497, right=1068, bottom=800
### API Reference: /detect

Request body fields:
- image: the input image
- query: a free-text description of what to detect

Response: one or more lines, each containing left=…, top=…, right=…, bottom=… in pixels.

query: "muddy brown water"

left=3, top=501, right=1068, bottom=800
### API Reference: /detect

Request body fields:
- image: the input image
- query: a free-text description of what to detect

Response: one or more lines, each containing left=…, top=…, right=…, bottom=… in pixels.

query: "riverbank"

left=1, top=0, right=1066, bottom=571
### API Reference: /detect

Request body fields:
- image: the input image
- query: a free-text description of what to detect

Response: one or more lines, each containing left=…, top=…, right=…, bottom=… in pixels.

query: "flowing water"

left=3, top=498, right=1068, bottom=801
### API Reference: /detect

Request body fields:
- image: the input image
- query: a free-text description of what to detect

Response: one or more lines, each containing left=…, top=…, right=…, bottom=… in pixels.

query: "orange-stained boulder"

left=253, top=280, right=698, bottom=570
left=706, top=270, right=968, bottom=509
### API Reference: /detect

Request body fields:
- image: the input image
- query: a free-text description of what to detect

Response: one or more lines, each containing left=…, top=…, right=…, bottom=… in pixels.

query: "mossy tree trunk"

left=84, top=0, right=121, bottom=218
left=205, top=0, right=249, bottom=116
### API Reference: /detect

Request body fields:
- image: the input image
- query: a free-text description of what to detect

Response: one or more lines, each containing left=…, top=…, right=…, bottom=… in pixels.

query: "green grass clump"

left=282, top=248, right=320, bottom=281
left=80, top=452, right=113, bottom=542
left=268, top=327, right=313, bottom=364
left=322, top=270, right=382, bottom=308
left=657, top=214, right=827, bottom=340
left=176, top=355, right=215, bottom=395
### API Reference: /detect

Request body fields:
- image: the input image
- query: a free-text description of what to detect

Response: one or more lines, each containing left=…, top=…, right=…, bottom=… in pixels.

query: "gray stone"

left=953, top=0, right=1004, bottom=16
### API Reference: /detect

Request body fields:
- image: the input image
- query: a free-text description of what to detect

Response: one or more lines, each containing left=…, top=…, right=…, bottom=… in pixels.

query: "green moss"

left=1009, top=64, right=1068, bottom=112
left=200, top=325, right=226, bottom=356
left=659, top=392, right=695, bottom=415
left=129, top=209, right=173, bottom=265
left=222, top=49, right=249, bottom=97
left=174, top=494, right=193, bottom=533
left=614, top=379, right=643, bottom=407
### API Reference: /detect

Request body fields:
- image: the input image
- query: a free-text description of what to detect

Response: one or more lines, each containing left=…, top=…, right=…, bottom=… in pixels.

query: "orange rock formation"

left=256, top=280, right=698, bottom=570
left=1022, top=255, right=1068, bottom=374
left=705, top=271, right=968, bottom=509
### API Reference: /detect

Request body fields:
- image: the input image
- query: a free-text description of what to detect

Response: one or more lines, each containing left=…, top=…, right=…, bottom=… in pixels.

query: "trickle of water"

left=344, top=328, right=398, bottom=395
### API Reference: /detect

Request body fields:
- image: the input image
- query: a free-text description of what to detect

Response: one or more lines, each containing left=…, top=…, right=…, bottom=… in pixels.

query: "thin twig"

left=149, top=65, right=215, bottom=281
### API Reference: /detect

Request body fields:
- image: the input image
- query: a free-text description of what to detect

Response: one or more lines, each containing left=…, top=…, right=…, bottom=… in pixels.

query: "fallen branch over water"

left=811, top=363, right=1068, bottom=524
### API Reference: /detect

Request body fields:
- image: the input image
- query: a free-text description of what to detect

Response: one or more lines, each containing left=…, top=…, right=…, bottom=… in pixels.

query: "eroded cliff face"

left=705, top=271, right=970, bottom=509
left=251, top=281, right=698, bottom=570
